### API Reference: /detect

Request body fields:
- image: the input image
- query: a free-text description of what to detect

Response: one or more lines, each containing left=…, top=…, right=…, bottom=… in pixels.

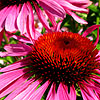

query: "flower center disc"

left=31, top=32, right=99, bottom=85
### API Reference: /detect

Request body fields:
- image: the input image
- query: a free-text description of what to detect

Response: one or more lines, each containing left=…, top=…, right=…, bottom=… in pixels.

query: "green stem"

left=3, top=32, right=9, bottom=44
left=99, top=0, right=100, bottom=8
left=96, top=17, right=99, bottom=25
left=96, top=1, right=100, bottom=25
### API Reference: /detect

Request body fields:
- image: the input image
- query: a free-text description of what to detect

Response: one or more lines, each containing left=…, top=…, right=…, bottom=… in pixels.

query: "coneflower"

left=0, top=25, right=100, bottom=100
left=0, top=0, right=92, bottom=45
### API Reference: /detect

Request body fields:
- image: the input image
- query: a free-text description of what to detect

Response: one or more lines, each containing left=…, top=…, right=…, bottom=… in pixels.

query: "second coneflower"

left=0, top=25, right=100, bottom=100
left=0, top=0, right=92, bottom=34
left=0, top=0, right=63, bottom=45
left=0, top=0, right=92, bottom=45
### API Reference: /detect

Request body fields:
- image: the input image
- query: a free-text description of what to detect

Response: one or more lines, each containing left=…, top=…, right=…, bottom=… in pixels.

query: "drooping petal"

left=0, top=6, right=12, bottom=31
left=33, top=2, right=51, bottom=32
left=95, top=52, right=100, bottom=62
left=5, top=43, right=32, bottom=53
left=26, top=1, right=36, bottom=43
left=54, top=21, right=62, bottom=32
left=79, top=83, right=94, bottom=100
left=0, top=56, right=32, bottom=72
left=66, top=9, right=88, bottom=24
left=67, top=0, right=92, bottom=8
left=17, top=3, right=28, bottom=34
left=91, top=75, right=100, bottom=84
left=0, top=73, right=33, bottom=98
left=45, top=11, right=57, bottom=28
left=56, top=83, right=69, bottom=100
left=58, top=0, right=88, bottom=13
left=34, top=30, right=43, bottom=40
left=0, top=68, right=30, bottom=90
left=93, top=27, right=99, bottom=46
left=0, top=43, right=32, bottom=57
left=5, top=78, right=35, bottom=100
left=5, top=5, right=17, bottom=33
left=96, top=69, right=100, bottom=74
left=68, top=85, right=76, bottom=100
left=82, top=80, right=100, bottom=94
left=13, top=79, right=42, bottom=100
left=28, top=80, right=50, bottom=100
left=83, top=84, right=99, bottom=100
left=82, top=25, right=100, bottom=37
left=37, top=0, right=66, bottom=18
left=46, top=82, right=56, bottom=100
left=9, top=34, right=32, bottom=44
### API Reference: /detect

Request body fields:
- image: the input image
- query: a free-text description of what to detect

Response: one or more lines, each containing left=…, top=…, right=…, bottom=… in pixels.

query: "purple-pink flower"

left=0, top=0, right=57, bottom=42
left=0, top=0, right=92, bottom=33
left=0, top=0, right=92, bottom=46
left=0, top=25, right=100, bottom=100
left=37, top=0, right=92, bottom=24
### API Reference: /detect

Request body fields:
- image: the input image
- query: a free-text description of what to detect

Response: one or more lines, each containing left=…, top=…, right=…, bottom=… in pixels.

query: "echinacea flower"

left=0, top=0, right=92, bottom=33
left=0, top=0, right=57, bottom=44
left=38, top=0, right=92, bottom=24
left=0, top=0, right=92, bottom=45
left=0, top=25, right=100, bottom=100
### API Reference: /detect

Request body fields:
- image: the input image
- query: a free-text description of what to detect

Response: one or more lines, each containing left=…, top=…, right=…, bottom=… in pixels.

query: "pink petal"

left=68, top=85, right=76, bottom=100
left=83, top=84, right=99, bottom=100
left=33, top=2, right=51, bottom=32
left=0, top=43, right=32, bottom=57
left=13, top=79, right=42, bottom=100
left=45, top=11, right=57, bottom=28
left=94, top=27, right=99, bottom=46
left=0, top=6, right=12, bottom=31
left=54, top=21, right=62, bottom=32
left=26, top=1, right=36, bottom=42
left=4, top=43, right=32, bottom=53
left=0, top=29, right=4, bottom=45
left=79, top=83, right=94, bottom=100
left=0, top=68, right=30, bottom=91
left=58, top=0, right=88, bottom=13
left=0, top=56, right=32, bottom=72
left=91, top=75, right=100, bottom=84
left=82, top=80, right=100, bottom=93
left=34, top=30, right=43, bottom=40
left=78, top=28, right=83, bottom=34
left=56, top=83, right=69, bottom=100
left=5, top=78, right=35, bottom=100
left=95, top=52, right=100, bottom=62
left=16, top=4, right=21, bottom=16
left=28, top=80, right=50, bottom=100
left=37, top=0, right=66, bottom=18
left=46, top=82, right=56, bottom=100
left=5, top=5, right=17, bottom=33
left=82, top=25, right=100, bottom=37
left=67, top=0, right=92, bottom=8
left=95, top=69, right=100, bottom=74
left=95, top=91, right=100, bottom=99
left=9, top=34, right=32, bottom=44
left=66, top=9, right=88, bottom=24
left=17, top=3, right=28, bottom=34
left=0, top=73, right=33, bottom=98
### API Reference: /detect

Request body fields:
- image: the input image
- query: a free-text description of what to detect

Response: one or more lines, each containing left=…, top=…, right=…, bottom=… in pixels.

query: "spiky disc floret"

left=31, top=32, right=100, bottom=85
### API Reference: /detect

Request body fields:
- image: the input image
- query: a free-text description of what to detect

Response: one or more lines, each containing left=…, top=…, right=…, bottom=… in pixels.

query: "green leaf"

left=88, top=4, right=99, bottom=13
left=6, top=56, right=15, bottom=63
left=96, top=44, right=100, bottom=50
